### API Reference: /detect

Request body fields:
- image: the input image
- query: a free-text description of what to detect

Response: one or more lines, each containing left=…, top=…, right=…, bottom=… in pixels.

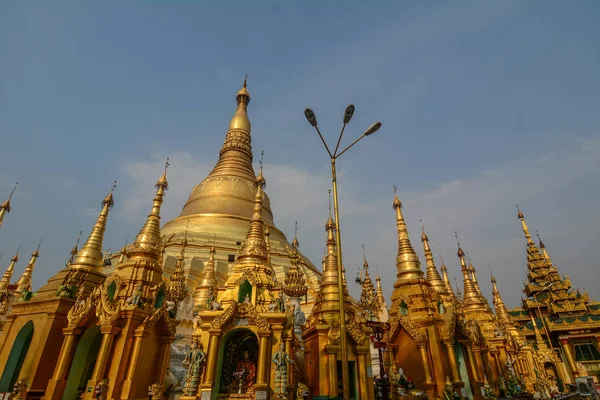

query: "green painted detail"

left=155, top=287, right=165, bottom=309
left=399, top=301, right=408, bottom=316
left=63, top=325, right=102, bottom=400
left=238, top=280, right=252, bottom=303
left=0, top=320, right=34, bottom=392
left=107, top=281, right=117, bottom=301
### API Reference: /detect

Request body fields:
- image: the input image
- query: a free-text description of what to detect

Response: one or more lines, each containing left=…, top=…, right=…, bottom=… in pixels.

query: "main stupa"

left=158, top=79, right=321, bottom=325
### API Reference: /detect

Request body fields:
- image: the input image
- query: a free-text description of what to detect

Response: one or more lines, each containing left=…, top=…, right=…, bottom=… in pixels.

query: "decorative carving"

left=148, top=383, right=164, bottom=400
left=211, top=303, right=237, bottom=330
left=242, top=303, right=270, bottom=331
left=327, top=321, right=341, bottom=345
left=346, top=315, right=367, bottom=345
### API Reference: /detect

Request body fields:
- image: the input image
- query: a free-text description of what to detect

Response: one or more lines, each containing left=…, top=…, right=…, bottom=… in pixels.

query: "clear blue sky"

left=1, top=1, right=599, bottom=307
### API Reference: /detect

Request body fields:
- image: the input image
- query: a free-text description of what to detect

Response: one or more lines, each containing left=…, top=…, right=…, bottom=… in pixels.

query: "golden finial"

left=292, top=221, right=299, bottom=249
left=16, top=241, right=43, bottom=296
left=71, top=183, right=117, bottom=270
left=392, top=185, right=402, bottom=208
left=156, top=158, right=170, bottom=190
left=516, top=204, right=524, bottom=219
left=455, top=231, right=465, bottom=258
left=236, top=74, right=251, bottom=105
left=0, top=182, right=18, bottom=228
left=0, top=244, right=22, bottom=293
left=67, top=231, right=83, bottom=266
left=536, top=230, right=545, bottom=249
left=420, top=222, right=444, bottom=292
left=236, top=169, right=269, bottom=266
left=118, top=233, right=129, bottom=264
left=328, top=189, right=332, bottom=215
left=283, top=222, right=307, bottom=298
left=256, top=151, right=266, bottom=187
left=362, top=244, right=368, bottom=268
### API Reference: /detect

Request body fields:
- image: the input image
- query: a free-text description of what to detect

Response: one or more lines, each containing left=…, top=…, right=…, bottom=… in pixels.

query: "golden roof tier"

left=159, top=79, right=320, bottom=309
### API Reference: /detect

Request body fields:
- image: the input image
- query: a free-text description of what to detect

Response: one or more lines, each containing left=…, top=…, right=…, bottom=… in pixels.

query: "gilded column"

left=559, top=337, right=579, bottom=378
left=482, top=350, right=494, bottom=382
left=256, top=330, right=271, bottom=390
left=473, top=348, right=485, bottom=380
left=418, top=343, right=433, bottom=384
left=202, top=330, right=221, bottom=388
left=90, top=326, right=119, bottom=380
left=156, top=337, right=174, bottom=383
left=466, top=345, right=479, bottom=382
left=492, top=351, right=504, bottom=379
left=43, top=328, right=82, bottom=400
left=444, top=340, right=461, bottom=384
left=356, top=352, right=369, bottom=400
left=125, top=329, right=148, bottom=381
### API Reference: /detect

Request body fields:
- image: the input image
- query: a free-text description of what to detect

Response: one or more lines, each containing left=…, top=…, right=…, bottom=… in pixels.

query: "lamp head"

left=363, top=121, right=382, bottom=136
left=304, top=108, right=318, bottom=127
left=343, top=104, right=355, bottom=124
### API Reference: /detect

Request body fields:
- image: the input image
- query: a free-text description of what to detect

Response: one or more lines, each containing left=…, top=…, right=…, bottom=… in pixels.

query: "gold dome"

left=161, top=79, right=320, bottom=308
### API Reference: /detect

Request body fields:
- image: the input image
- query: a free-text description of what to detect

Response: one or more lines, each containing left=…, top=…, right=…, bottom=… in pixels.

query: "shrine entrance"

left=454, top=342, right=473, bottom=399
left=544, top=361, right=560, bottom=392
left=62, top=326, right=102, bottom=400
left=216, top=329, right=259, bottom=397
left=0, top=320, right=34, bottom=392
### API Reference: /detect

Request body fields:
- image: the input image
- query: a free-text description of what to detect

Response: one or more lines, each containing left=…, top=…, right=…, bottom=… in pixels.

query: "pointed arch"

left=0, top=320, right=34, bottom=392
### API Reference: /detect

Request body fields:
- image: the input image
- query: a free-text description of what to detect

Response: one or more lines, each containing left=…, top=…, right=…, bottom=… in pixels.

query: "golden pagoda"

left=508, top=207, right=600, bottom=385
left=45, top=162, right=184, bottom=400
left=188, top=170, right=296, bottom=399
left=0, top=183, right=115, bottom=398
left=157, top=79, right=321, bottom=327
left=384, top=188, right=469, bottom=399
left=302, top=209, right=374, bottom=399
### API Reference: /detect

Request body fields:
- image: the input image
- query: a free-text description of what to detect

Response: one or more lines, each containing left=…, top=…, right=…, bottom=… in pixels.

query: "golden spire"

left=516, top=206, right=550, bottom=275
left=70, top=182, right=116, bottom=270
left=0, top=245, right=21, bottom=293
left=131, top=159, right=169, bottom=259
left=283, top=222, right=308, bottom=298
left=236, top=171, right=268, bottom=267
left=359, top=245, right=378, bottom=320
left=16, top=240, right=42, bottom=296
left=0, top=182, right=18, bottom=229
left=375, top=272, right=390, bottom=322
left=421, top=221, right=445, bottom=292
left=67, top=231, right=83, bottom=267
left=455, top=233, right=480, bottom=307
left=392, top=186, right=423, bottom=285
left=118, top=234, right=129, bottom=265
left=536, top=230, right=555, bottom=268
left=491, top=273, right=512, bottom=327
left=194, top=234, right=218, bottom=309
left=467, top=255, right=483, bottom=296
left=167, top=223, right=189, bottom=303
left=314, top=193, right=352, bottom=319
left=203, top=76, right=255, bottom=182
left=438, top=248, right=456, bottom=300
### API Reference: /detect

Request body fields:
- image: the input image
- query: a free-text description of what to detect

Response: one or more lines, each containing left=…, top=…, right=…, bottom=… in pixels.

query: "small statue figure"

left=56, top=277, right=75, bottom=298
left=17, top=289, right=32, bottom=302
left=206, top=287, right=215, bottom=310
left=8, top=379, right=28, bottom=400
left=243, top=293, right=251, bottom=303
left=505, top=356, right=516, bottom=378
left=272, top=342, right=293, bottom=398
left=268, top=292, right=286, bottom=312
left=148, top=382, right=164, bottom=400
left=94, top=379, right=109, bottom=400
left=126, top=282, right=144, bottom=307
left=233, top=350, right=256, bottom=394
left=297, top=381, right=309, bottom=399
left=182, top=339, right=207, bottom=396
left=166, top=300, right=177, bottom=319
left=483, top=378, right=496, bottom=400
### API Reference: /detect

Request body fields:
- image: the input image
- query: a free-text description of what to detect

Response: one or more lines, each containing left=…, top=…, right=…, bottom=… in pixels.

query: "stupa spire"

left=167, top=223, right=189, bottom=304
left=456, top=233, right=479, bottom=306
left=491, top=274, right=512, bottom=327
left=16, top=239, right=42, bottom=296
left=392, top=186, right=423, bottom=285
left=283, top=222, right=308, bottom=298
left=420, top=222, right=445, bottom=292
left=375, top=272, right=390, bottom=322
left=467, top=255, right=483, bottom=296
left=516, top=206, right=550, bottom=275
left=0, top=245, right=21, bottom=293
left=118, top=234, right=129, bottom=265
left=0, top=182, right=18, bottom=229
left=438, top=248, right=456, bottom=300
left=204, top=76, right=255, bottom=182
left=131, top=159, right=169, bottom=259
left=236, top=170, right=268, bottom=266
left=358, top=245, right=378, bottom=319
left=536, top=230, right=556, bottom=269
left=71, top=182, right=116, bottom=270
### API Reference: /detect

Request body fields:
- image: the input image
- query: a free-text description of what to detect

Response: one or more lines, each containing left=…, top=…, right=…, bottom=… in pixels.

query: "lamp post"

left=304, top=105, right=382, bottom=400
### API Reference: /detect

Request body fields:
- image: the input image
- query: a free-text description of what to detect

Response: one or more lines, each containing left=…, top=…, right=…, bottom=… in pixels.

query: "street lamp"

left=304, top=105, right=382, bottom=400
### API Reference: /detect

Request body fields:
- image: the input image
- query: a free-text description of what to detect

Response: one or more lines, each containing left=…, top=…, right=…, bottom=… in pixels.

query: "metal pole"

left=331, top=157, right=350, bottom=400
